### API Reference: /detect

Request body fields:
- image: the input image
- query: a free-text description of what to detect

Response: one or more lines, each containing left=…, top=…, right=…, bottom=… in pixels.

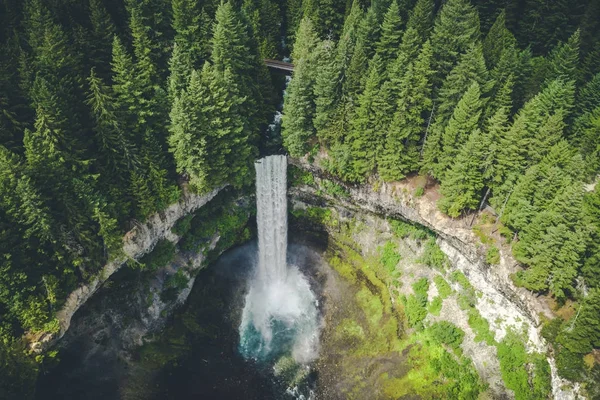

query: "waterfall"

left=255, top=155, right=288, bottom=284
left=239, top=155, right=320, bottom=364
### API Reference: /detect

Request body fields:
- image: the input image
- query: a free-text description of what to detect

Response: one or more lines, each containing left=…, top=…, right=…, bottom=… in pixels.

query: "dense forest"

left=0, top=0, right=598, bottom=398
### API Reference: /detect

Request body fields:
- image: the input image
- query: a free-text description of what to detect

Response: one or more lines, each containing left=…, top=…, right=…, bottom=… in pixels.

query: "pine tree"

left=482, top=10, right=517, bottom=69
left=438, top=129, right=486, bottom=217
left=482, top=106, right=510, bottom=191
left=282, top=57, right=316, bottom=157
left=545, top=29, right=580, bottom=84
left=380, top=40, right=433, bottom=181
left=169, top=69, right=209, bottom=191
left=87, top=69, right=139, bottom=219
left=167, top=42, right=193, bottom=105
left=291, top=17, right=320, bottom=62
left=375, top=1, right=403, bottom=65
left=347, top=55, right=387, bottom=180
left=211, top=1, right=266, bottom=138
left=405, top=0, right=434, bottom=41
left=314, top=40, right=341, bottom=138
left=430, top=0, right=481, bottom=87
left=172, top=0, right=210, bottom=65
left=439, top=82, right=483, bottom=174
left=574, top=72, right=600, bottom=119
left=514, top=182, right=586, bottom=300
left=435, top=44, right=490, bottom=125
left=493, top=79, right=576, bottom=198
left=88, top=0, right=117, bottom=78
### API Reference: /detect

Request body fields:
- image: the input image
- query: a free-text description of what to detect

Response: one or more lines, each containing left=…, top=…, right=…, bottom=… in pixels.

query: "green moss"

left=356, top=287, right=384, bottom=328
left=382, top=330, right=485, bottom=399
left=414, top=186, right=424, bottom=197
left=434, top=275, right=453, bottom=298
left=335, top=318, right=366, bottom=342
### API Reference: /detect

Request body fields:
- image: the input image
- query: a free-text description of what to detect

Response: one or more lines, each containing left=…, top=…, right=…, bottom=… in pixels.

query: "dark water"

left=36, top=239, right=325, bottom=400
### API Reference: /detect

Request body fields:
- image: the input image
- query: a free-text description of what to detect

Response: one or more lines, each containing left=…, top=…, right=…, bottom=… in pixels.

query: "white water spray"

left=239, top=155, right=320, bottom=364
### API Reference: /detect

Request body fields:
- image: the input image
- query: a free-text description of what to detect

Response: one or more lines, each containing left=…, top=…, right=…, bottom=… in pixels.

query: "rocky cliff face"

left=31, top=188, right=223, bottom=352
left=289, top=158, right=581, bottom=399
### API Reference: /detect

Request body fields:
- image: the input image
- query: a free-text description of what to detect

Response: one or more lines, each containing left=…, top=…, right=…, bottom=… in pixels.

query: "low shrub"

left=139, top=239, right=176, bottom=271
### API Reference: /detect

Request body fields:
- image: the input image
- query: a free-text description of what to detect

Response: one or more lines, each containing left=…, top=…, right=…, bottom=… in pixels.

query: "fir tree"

left=379, top=40, right=433, bottom=181
left=347, top=55, right=387, bottom=180
left=314, top=40, right=341, bottom=138
left=282, top=57, right=316, bottom=157
left=167, top=42, right=193, bottom=105
left=88, top=0, right=117, bottom=78
left=375, top=1, right=403, bottom=65
left=172, top=0, right=210, bottom=64
left=482, top=10, right=517, bottom=69
left=430, top=0, right=481, bottom=87
left=405, top=0, right=434, bottom=41
left=291, top=17, right=320, bottom=62
left=438, top=129, right=486, bottom=217
left=439, top=82, right=483, bottom=174
left=545, top=29, right=581, bottom=84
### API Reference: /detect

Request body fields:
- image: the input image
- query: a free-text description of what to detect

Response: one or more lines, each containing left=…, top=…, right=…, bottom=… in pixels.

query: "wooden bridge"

left=264, top=59, right=294, bottom=72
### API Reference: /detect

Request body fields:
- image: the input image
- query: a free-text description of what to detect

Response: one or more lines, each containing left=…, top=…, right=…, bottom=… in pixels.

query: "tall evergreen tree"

left=375, top=1, right=403, bottom=65
left=405, top=0, right=434, bottom=41
left=429, top=0, right=481, bottom=87
left=347, top=55, right=387, bottom=180
left=282, top=57, right=317, bottom=157
left=438, top=129, right=486, bottom=217
left=314, top=40, right=341, bottom=138
left=439, top=82, right=483, bottom=173
left=380, top=40, right=433, bottom=181
left=482, top=10, right=517, bottom=69
left=545, top=29, right=581, bottom=84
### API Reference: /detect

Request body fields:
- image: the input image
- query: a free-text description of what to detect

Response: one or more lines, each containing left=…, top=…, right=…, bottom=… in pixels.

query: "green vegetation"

left=322, top=218, right=486, bottom=399
left=378, top=241, right=401, bottom=273
left=428, top=296, right=443, bottom=316
left=486, top=245, right=500, bottom=265
left=428, top=321, right=465, bottom=352
left=401, top=278, right=430, bottom=329
left=388, top=219, right=430, bottom=242
left=434, top=275, right=453, bottom=299
left=279, top=0, right=600, bottom=389
left=497, top=330, right=552, bottom=400
left=417, top=239, right=450, bottom=270
left=139, top=240, right=177, bottom=271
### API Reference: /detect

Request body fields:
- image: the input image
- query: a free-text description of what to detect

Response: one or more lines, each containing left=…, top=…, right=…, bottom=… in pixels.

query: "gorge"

left=33, top=158, right=581, bottom=399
